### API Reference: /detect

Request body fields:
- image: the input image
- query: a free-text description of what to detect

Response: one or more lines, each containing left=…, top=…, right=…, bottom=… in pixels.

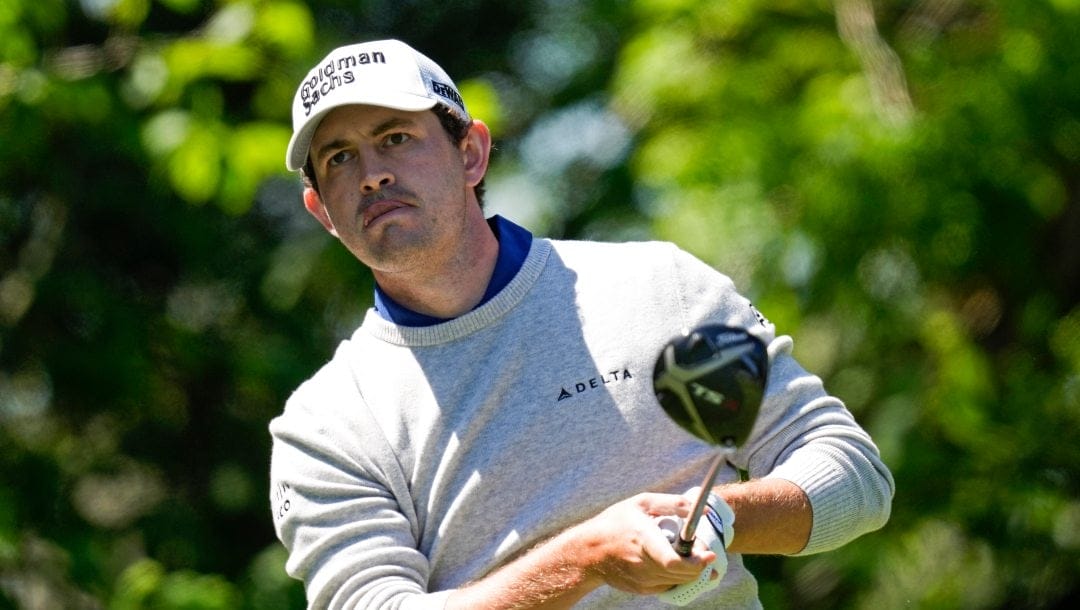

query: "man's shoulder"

left=544, top=237, right=713, bottom=282
left=281, top=339, right=363, bottom=413
left=547, top=236, right=683, bottom=264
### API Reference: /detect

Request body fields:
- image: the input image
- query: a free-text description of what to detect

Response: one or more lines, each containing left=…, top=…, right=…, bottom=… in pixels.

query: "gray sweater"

left=269, top=237, right=894, bottom=609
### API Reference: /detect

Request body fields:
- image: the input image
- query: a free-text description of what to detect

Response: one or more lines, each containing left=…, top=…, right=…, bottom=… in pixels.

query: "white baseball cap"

left=285, top=39, right=470, bottom=171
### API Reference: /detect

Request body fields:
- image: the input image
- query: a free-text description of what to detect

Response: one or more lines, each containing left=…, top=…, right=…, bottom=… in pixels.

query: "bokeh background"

left=1, top=0, right=1078, bottom=608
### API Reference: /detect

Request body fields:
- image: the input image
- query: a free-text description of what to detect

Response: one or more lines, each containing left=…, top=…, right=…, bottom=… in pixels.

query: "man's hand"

left=447, top=493, right=717, bottom=609
left=574, top=493, right=718, bottom=595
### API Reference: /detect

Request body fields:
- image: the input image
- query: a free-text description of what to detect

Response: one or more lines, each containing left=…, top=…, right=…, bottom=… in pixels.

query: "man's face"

left=305, top=104, right=474, bottom=275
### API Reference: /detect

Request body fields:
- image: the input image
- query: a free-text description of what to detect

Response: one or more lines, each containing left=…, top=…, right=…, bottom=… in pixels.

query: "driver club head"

left=652, top=324, right=769, bottom=449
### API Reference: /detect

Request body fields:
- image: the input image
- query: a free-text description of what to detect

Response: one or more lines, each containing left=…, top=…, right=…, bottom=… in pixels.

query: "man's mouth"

left=362, top=200, right=409, bottom=228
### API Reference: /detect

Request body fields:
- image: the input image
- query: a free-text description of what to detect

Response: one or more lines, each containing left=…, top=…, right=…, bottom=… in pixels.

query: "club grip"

left=656, top=515, right=696, bottom=557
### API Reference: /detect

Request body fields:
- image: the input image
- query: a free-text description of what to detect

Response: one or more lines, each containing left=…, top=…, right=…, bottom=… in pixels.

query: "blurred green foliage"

left=1, top=0, right=1077, bottom=608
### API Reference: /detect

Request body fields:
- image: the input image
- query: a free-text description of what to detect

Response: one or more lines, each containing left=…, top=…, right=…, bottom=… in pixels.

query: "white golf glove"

left=656, top=490, right=735, bottom=606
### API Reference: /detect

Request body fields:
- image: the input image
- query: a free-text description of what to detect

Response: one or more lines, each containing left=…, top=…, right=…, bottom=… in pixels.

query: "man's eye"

left=328, top=151, right=352, bottom=166
left=385, top=133, right=410, bottom=146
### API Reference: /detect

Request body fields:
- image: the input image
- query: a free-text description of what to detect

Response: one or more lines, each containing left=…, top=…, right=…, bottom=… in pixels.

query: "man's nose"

left=359, top=153, right=394, bottom=193
left=361, top=173, right=393, bottom=192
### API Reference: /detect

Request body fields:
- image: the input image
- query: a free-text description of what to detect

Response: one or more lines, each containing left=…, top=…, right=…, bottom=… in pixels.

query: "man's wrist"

left=704, top=491, right=736, bottom=549
left=561, top=519, right=609, bottom=589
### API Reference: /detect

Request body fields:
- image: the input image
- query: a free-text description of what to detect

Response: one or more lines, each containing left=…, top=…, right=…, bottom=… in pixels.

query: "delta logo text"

left=299, top=49, right=387, bottom=116
left=557, top=368, right=633, bottom=401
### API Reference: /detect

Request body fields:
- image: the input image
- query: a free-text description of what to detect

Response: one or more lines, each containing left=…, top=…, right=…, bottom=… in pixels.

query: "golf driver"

left=652, top=324, right=769, bottom=556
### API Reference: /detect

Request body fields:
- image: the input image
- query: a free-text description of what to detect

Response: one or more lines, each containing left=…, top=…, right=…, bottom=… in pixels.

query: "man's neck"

left=372, top=211, right=500, bottom=320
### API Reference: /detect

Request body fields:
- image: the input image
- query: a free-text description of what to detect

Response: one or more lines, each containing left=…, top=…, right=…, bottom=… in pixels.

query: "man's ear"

left=461, top=119, right=492, bottom=189
left=303, top=187, right=338, bottom=236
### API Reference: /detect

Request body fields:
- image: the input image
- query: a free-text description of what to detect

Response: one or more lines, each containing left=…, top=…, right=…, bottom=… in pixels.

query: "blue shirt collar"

left=373, top=215, right=533, bottom=327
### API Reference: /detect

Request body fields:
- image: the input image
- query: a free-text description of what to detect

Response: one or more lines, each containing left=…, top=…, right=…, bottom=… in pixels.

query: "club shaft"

left=675, top=451, right=726, bottom=556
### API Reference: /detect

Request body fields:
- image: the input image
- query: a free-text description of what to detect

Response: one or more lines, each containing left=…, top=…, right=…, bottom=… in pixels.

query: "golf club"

left=652, top=324, right=768, bottom=556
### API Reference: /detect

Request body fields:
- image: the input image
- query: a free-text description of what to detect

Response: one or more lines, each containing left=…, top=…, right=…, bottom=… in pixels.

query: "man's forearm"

left=717, top=478, right=812, bottom=555
left=446, top=523, right=599, bottom=610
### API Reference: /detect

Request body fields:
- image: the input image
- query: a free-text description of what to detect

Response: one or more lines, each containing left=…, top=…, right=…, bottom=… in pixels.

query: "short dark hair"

left=302, top=105, right=486, bottom=206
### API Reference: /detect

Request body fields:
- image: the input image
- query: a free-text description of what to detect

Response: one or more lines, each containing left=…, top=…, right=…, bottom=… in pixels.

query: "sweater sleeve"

left=268, top=358, right=452, bottom=610
left=668, top=245, right=895, bottom=556
left=752, top=336, right=895, bottom=555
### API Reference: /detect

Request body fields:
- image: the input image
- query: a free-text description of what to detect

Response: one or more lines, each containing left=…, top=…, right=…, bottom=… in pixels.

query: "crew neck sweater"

left=269, top=235, right=894, bottom=609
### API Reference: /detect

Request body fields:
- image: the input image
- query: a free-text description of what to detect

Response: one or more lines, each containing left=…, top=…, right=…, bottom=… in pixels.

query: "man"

left=269, top=39, right=894, bottom=609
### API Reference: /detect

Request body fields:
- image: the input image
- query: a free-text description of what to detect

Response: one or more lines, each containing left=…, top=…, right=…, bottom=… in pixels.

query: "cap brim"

left=285, top=93, right=439, bottom=171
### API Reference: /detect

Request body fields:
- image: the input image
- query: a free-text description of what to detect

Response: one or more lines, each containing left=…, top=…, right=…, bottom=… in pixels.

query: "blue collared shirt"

left=373, top=215, right=533, bottom=326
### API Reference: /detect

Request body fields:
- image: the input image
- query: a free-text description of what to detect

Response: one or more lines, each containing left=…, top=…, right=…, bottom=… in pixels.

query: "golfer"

left=269, top=38, right=894, bottom=609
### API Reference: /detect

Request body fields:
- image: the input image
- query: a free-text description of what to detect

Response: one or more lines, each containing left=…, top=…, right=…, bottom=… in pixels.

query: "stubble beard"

left=358, top=223, right=430, bottom=274
left=346, top=181, right=473, bottom=280
left=340, top=187, right=425, bottom=272
left=353, top=205, right=458, bottom=278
